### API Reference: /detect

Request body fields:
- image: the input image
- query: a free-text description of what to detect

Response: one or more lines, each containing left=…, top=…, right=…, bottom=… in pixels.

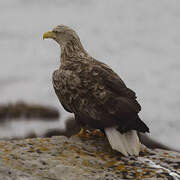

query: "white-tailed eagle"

left=43, top=25, right=149, bottom=156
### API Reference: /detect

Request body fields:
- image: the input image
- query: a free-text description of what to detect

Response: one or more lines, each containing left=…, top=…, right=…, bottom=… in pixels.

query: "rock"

left=0, top=102, right=59, bottom=121
left=44, top=118, right=80, bottom=138
left=0, top=136, right=179, bottom=180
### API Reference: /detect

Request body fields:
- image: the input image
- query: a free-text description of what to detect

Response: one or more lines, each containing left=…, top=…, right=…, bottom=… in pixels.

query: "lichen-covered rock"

left=0, top=135, right=179, bottom=180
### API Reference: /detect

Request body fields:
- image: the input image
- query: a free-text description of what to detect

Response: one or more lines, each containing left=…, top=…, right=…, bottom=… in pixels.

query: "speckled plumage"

left=49, top=25, right=149, bottom=133
left=43, top=25, right=149, bottom=156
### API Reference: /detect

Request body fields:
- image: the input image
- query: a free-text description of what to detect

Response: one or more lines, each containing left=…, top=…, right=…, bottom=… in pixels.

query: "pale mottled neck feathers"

left=60, top=37, right=89, bottom=64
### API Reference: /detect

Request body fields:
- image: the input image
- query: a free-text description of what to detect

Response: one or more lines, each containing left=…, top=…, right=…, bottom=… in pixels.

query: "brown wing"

left=52, top=62, right=148, bottom=133
left=52, top=70, right=73, bottom=113
left=91, top=61, right=141, bottom=113
left=83, top=62, right=148, bottom=132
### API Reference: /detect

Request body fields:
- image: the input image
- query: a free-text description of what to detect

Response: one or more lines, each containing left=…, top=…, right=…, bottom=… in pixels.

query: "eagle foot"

left=91, top=129, right=104, bottom=137
left=75, top=128, right=89, bottom=138
left=76, top=128, right=104, bottom=138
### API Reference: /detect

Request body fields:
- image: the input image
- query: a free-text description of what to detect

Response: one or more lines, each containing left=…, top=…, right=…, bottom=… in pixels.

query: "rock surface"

left=0, top=135, right=179, bottom=180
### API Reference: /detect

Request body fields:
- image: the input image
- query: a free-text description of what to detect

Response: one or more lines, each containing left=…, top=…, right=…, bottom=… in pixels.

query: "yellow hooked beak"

left=43, top=31, right=56, bottom=40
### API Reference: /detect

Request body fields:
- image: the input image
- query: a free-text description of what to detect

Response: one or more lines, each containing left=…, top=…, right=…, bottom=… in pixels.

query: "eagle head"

left=43, top=25, right=80, bottom=47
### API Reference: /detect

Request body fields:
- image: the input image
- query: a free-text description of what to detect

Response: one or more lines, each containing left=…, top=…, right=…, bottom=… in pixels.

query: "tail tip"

left=105, top=127, right=141, bottom=156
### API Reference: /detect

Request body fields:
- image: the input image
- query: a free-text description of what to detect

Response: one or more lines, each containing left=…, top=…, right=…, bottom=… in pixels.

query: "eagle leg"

left=76, top=128, right=89, bottom=138
left=75, top=128, right=104, bottom=138
left=75, top=115, right=104, bottom=138
left=77, top=128, right=85, bottom=137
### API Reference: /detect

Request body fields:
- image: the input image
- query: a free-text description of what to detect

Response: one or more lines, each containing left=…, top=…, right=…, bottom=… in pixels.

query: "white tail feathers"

left=105, top=127, right=141, bottom=156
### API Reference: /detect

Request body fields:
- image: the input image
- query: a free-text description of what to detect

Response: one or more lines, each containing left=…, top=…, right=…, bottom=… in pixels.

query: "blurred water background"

left=0, top=0, right=179, bottom=149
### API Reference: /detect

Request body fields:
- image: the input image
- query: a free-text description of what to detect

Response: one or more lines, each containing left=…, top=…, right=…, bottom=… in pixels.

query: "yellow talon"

left=75, top=128, right=88, bottom=138
left=78, top=128, right=85, bottom=136
left=75, top=128, right=104, bottom=138
left=92, top=129, right=104, bottom=137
